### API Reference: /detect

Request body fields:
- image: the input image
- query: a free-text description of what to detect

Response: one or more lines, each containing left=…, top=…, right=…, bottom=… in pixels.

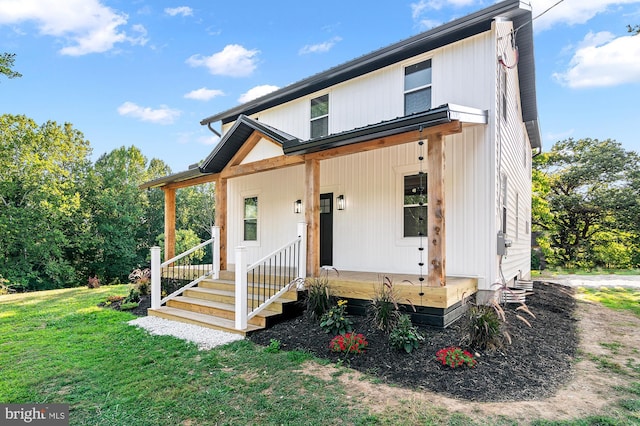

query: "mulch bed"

left=248, top=281, right=578, bottom=402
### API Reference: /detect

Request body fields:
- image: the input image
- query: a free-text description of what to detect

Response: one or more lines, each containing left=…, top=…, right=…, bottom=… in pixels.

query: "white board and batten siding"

left=491, top=19, right=533, bottom=286
left=222, top=23, right=531, bottom=291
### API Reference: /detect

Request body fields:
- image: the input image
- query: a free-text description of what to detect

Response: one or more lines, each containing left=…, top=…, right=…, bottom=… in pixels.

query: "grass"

left=532, top=268, right=640, bottom=276
left=576, top=287, right=640, bottom=318
left=0, top=285, right=639, bottom=425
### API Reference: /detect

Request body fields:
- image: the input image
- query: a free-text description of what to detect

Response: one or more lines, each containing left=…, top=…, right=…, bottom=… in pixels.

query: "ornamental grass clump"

left=389, top=314, right=424, bottom=353
left=370, top=276, right=401, bottom=333
left=467, top=304, right=504, bottom=351
left=306, top=272, right=333, bottom=320
left=329, top=333, right=368, bottom=354
left=320, top=299, right=353, bottom=335
left=436, top=346, right=477, bottom=369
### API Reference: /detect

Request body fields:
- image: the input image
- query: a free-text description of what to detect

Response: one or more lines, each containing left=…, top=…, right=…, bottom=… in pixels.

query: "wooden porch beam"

left=304, top=159, right=320, bottom=277
left=227, top=131, right=263, bottom=167
left=215, top=177, right=227, bottom=270
left=306, top=121, right=461, bottom=161
left=163, top=187, right=176, bottom=262
left=427, top=132, right=446, bottom=287
left=221, top=155, right=304, bottom=179
left=164, top=172, right=219, bottom=190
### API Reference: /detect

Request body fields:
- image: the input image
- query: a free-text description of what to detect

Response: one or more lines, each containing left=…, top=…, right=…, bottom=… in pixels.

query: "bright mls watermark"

left=1, top=404, right=68, bottom=425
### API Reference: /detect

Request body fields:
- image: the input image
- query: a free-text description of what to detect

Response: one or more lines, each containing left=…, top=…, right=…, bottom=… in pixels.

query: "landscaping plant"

left=305, top=273, right=333, bottom=320
left=370, top=276, right=401, bottom=333
left=320, top=299, right=353, bottom=335
left=466, top=304, right=504, bottom=350
left=435, top=347, right=477, bottom=369
left=389, top=314, right=424, bottom=353
left=329, top=333, right=368, bottom=354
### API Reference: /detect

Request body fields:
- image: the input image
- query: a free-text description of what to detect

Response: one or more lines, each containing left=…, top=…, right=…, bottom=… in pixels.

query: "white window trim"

left=241, top=190, right=260, bottom=247
left=403, top=58, right=432, bottom=115
left=310, top=94, right=329, bottom=139
left=394, top=163, right=428, bottom=246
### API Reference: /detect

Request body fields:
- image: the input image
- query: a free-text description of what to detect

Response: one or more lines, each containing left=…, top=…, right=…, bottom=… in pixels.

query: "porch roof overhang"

left=199, top=0, right=540, bottom=150
left=139, top=166, right=207, bottom=190
left=283, top=103, right=487, bottom=156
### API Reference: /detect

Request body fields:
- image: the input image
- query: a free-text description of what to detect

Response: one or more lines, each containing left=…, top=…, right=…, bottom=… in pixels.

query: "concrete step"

left=148, top=306, right=262, bottom=336
left=166, top=296, right=278, bottom=328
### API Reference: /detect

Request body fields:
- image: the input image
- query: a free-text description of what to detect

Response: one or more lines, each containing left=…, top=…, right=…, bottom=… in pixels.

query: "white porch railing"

left=235, top=222, right=307, bottom=330
left=151, top=226, right=220, bottom=310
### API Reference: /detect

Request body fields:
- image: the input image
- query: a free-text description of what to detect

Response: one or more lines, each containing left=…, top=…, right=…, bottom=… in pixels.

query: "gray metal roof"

left=283, top=104, right=487, bottom=155
left=199, top=114, right=299, bottom=174
left=138, top=167, right=206, bottom=189
left=199, top=0, right=540, bottom=149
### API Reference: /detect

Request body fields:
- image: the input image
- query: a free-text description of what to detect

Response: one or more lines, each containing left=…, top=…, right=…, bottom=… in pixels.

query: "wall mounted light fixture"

left=336, top=194, right=346, bottom=210
left=294, top=199, right=302, bottom=214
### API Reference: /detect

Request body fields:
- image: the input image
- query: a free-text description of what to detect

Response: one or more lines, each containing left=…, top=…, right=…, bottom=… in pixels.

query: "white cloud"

left=238, top=85, right=279, bottom=104
left=197, top=135, right=219, bottom=145
left=0, top=0, right=144, bottom=56
left=553, top=31, right=640, bottom=88
left=184, top=87, right=225, bottom=101
left=417, top=19, right=442, bottom=30
left=299, top=36, right=342, bottom=55
left=186, top=44, right=259, bottom=77
left=117, top=102, right=181, bottom=124
left=165, top=6, right=193, bottom=17
left=531, top=0, right=640, bottom=32
left=411, top=0, right=475, bottom=17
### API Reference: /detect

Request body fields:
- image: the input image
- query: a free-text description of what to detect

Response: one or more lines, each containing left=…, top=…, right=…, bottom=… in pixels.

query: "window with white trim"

left=310, top=94, right=329, bottom=139
left=404, top=59, right=432, bottom=115
left=243, top=196, right=258, bottom=241
left=403, top=173, right=427, bottom=237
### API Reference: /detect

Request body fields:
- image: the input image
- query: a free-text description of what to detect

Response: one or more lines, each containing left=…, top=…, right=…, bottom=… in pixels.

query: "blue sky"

left=1, top=0, right=639, bottom=172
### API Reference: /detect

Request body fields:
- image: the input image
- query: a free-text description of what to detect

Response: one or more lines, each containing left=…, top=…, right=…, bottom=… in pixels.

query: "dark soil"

left=248, top=281, right=579, bottom=402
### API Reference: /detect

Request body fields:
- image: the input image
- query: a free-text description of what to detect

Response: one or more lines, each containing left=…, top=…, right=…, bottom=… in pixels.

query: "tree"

left=0, top=115, right=92, bottom=289
left=534, top=138, right=639, bottom=268
left=87, top=146, right=171, bottom=283
left=0, top=53, right=22, bottom=81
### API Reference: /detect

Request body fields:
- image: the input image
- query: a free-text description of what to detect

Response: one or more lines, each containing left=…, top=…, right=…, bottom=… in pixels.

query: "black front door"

left=320, top=193, right=333, bottom=267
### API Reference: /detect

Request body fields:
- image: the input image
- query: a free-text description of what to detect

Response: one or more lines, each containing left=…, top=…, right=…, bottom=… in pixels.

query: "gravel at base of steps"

left=128, top=316, right=244, bottom=350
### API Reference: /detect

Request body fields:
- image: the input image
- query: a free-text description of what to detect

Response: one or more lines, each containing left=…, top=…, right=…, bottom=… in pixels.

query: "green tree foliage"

left=533, top=138, right=640, bottom=269
left=87, top=146, right=170, bottom=283
left=0, top=52, right=22, bottom=81
left=0, top=115, right=91, bottom=289
left=176, top=182, right=216, bottom=241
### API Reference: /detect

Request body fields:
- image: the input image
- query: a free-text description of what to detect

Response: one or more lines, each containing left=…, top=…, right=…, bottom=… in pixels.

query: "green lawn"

left=1, top=286, right=638, bottom=425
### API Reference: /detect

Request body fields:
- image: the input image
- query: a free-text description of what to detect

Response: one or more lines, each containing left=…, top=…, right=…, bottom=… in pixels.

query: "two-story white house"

left=143, top=0, right=541, bottom=330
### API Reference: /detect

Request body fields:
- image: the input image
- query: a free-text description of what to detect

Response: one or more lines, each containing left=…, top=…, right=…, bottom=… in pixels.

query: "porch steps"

left=147, top=273, right=300, bottom=336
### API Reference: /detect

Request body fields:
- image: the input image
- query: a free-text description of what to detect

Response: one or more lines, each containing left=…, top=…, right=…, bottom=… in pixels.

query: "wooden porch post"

left=304, top=158, right=320, bottom=277
left=427, top=133, right=446, bottom=286
left=215, top=177, right=227, bottom=270
left=163, top=187, right=176, bottom=262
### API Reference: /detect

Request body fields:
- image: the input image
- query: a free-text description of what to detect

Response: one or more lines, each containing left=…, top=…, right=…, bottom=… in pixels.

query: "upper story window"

left=310, top=94, right=329, bottom=139
left=404, top=59, right=432, bottom=115
left=403, top=173, right=428, bottom=237
left=243, top=196, right=258, bottom=241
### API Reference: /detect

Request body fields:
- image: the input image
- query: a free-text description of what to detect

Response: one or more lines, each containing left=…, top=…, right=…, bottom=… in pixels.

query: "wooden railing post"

left=235, top=246, right=248, bottom=330
left=297, top=222, right=307, bottom=280
left=151, top=246, right=161, bottom=309
left=212, top=226, right=220, bottom=280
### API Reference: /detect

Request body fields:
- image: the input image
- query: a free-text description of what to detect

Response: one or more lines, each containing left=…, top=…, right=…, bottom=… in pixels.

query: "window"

left=404, top=59, right=432, bottom=115
left=243, top=196, right=258, bottom=241
left=403, top=173, right=427, bottom=237
left=310, top=94, right=329, bottom=139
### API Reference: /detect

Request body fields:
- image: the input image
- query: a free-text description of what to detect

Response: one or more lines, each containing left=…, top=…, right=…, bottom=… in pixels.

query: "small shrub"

left=370, top=276, right=401, bottom=333
left=306, top=275, right=332, bottom=320
left=467, top=305, right=504, bottom=351
left=87, top=275, right=101, bottom=289
left=329, top=333, right=368, bottom=354
left=389, top=314, right=424, bottom=353
left=320, top=299, right=353, bottom=335
left=264, top=339, right=281, bottom=353
left=105, top=295, right=124, bottom=306
left=436, top=347, right=477, bottom=369
left=124, top=288, right=140, bottom=304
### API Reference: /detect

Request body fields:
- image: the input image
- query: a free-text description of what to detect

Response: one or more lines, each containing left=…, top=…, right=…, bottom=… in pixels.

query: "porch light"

left=337, top=194, right=346, bottom=210
left=294, top=199, right=302, bottom=214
